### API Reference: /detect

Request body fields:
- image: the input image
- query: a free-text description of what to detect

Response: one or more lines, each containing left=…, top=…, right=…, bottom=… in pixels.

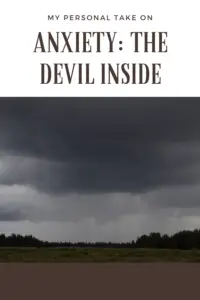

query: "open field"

left=0, top=263, right=200, bottom=300
left=1, top=247, right=200, bottom=262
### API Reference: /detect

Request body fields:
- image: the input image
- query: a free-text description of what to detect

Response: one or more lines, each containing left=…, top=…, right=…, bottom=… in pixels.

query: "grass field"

left=1, top=247, right=200, bottom=262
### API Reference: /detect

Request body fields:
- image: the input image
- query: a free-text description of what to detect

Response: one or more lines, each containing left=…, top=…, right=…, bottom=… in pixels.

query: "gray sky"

left=0, top=98, right=200, bottom=242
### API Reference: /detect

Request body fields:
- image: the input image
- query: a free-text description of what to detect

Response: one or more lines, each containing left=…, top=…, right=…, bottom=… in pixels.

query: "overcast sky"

left=0, top=98, right=200, bottom=242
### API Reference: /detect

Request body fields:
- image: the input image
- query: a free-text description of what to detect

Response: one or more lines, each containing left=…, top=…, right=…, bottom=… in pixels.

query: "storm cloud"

left=1, top=98, right=200, bottom=194
left=1, top=97, right=200, bottom=241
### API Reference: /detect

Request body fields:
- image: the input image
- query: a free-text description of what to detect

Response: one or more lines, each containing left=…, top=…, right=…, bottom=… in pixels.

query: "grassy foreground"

left=1, top=247, right=200, bottom=262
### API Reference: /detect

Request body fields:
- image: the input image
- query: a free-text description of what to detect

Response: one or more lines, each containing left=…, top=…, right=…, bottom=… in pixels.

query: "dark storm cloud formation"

left=1, top=98, right=200, bottom=195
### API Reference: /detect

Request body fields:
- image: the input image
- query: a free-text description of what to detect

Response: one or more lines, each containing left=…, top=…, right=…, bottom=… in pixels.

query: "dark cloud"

left=0, top=98, right=200, bottom=195
left=0, top=205, right=27, bottom=221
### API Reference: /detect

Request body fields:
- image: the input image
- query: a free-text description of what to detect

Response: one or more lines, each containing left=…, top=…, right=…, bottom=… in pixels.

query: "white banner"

left=0, top=0, right=199, bottom=96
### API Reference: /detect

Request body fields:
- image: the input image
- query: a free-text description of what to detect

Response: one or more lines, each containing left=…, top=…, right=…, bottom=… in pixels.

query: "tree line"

left=1, top=229, right=200, bottom=249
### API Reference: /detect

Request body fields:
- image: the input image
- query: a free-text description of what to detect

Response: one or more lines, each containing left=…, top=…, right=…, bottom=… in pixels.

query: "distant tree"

left=1, top=229, right=200, bottom=249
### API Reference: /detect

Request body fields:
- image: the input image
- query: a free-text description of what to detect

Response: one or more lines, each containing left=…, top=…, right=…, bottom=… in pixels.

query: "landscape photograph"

left=1, top=97, right=200, bottom=299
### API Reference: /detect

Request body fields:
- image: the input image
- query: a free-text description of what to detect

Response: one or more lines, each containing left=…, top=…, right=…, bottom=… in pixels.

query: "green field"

left=1, top=247, right=200, bottom=262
